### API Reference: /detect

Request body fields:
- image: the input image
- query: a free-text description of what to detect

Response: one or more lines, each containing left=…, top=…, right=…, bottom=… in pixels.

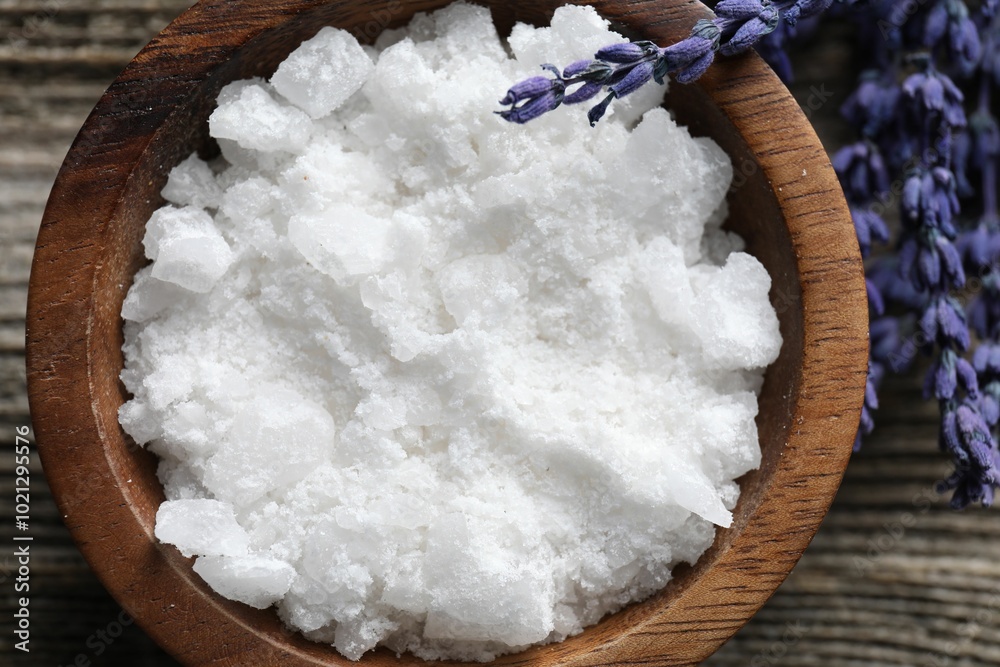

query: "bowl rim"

left=26, top=0, right=868, bottom=665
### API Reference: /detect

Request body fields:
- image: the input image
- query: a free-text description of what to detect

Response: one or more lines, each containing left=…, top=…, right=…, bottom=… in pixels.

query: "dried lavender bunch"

left=838, top=0, right=1000, bottom=508
left=497, top=0, right=833, bottom=125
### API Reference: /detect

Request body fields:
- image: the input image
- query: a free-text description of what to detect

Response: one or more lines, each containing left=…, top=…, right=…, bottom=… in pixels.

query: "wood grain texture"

left=3, top=1, right=929, bottom=666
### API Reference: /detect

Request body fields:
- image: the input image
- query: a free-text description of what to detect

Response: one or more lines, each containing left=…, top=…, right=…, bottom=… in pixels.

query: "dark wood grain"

left=7, top=1, right=948, bottom=665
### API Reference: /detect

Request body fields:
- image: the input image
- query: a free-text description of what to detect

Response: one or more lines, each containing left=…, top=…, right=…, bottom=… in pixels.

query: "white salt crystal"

left=423, top=513, right=555, bottom=646
left=154, top=499, right=250, bottom=558
left=692, top=252, right=782, bottom=369
left=193, top=554, right=296, bottom=609
left=118, top=398, right=161, bottom=445
left=202, top=387, right=335, bottom=505
left=209, top=81, right=312, bottom=153
left=161, top=154, right=223, bottom=210
left=438, top=254, right=526, bottom=327
left=271, top=27, right=374, bottom=119
left=122, top=3, right=782, bottom=662
left=288, top=205, right=394, bottom=282
left=143, top=206, right=233, bottom=293
left=121, top=267, right=188, bottom=322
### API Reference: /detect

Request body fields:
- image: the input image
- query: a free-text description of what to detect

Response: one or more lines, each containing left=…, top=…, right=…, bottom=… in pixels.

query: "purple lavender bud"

left=924, top=0, right=981, bottom=75
left=563, top=59, right=593, bottom=78
left=918, top=244, right=942, bottom=289
left=901, top=166, right=961, bottom=234
left=852, top=208, right=890, bottom=258
left=662, top=20, right=720, bottom=84
left=868, top=148, right=891, bottom=193
left=902, top=172, right=923, bottom=223
left=929, top=350, right=979, bottom=400
left=930, top=167, right=960, bottom=230
left=920, top=298, right=940, bottom=342
left=720, top=4, right=780, bottom=56
left=498, top=75, right=555, bottom=106
left=831, top=144, right=852, bottom=176
left=926, top=350, right=959, bottom=399
left=940, top=405, right=963, bottom=457
left=973, top=343, right=1000, bottom=376
left=856, top=361, right=882, bottom=451
left=595, top=41, right=659, bottom=64
left=990, top=345, right=1000, bottom=374
left=921, top=296, right=971, bottom=351
left=715, top=0, right=769, bottom=21
left=866, top=277, right=886, bottom=315
left=982, top=392, right=1000, bottom=426
left=783, top=0, right=833, bottom=25
left=957, top=357, right=980, bottom=398
left=609, top=60, right=657, bottom=97
left=834, top=141, right=890, bottom=202
left=497, top=66, right=566, bottom=124
left=902, top=67, right=966, bottom=129
left=924, top=1, right=950, bottom=47
left=909, top=71, right=945, bottom=110
left=938, top=296, right=972, bottom=350
left=935, top=234, right=965, bottom=289
left=956, top=404, right=992, bottom=455
left=922, top=169, right=940, bottom=214
left=563, top=81, right=606, bottom=105
left=950, top=16, right=982, bottom=74
left=865, top=368, right=881, bottom=409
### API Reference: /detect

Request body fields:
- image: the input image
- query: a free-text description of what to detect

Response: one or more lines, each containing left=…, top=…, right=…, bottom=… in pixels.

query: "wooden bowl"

left=26, top=0, right=868, bottom=665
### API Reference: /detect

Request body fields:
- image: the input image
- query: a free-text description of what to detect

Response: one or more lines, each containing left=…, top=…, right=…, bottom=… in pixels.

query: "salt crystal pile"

left=119, top=3, right=782, bottom=661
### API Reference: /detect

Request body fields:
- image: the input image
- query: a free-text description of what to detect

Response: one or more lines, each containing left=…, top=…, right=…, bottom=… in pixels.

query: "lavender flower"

left=925, top=348, right=979, bottom=400
left=974, top=343, right=1000, bottom=424
left=924, top=0, right=982, bottom=75
left=716, top=0, right=780, bottom=56
left=834, top=141, right=891, bottom=201
left=662, top=20, right=721, bottom=84
left=856, top=363, right=881, bottom=451
left=938, top=401, right=1000, bottom=508
left=497, top=65, right=565, bottom=124
left=900, top=167, right=961, bottom=236
left=841, top=71, right=901, bottom=139
left=852, top=208, right=890, bottom=257
left=920, top=295, right=970, bottom=351
left=901, top=63, right=967, bottom=130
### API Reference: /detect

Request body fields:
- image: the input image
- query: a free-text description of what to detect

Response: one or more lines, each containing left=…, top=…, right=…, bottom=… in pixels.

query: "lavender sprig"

left=497, top=0, right=833, bottom=125
left=839, top=0, right=1000, bottom=508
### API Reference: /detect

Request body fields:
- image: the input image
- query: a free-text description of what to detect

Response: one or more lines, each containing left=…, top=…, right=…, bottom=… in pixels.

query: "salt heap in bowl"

left=118, top=2, right=782, bottom=662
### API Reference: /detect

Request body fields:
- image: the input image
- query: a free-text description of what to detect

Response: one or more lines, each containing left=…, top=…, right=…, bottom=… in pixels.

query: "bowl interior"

left=28, top=1, right=862, bottom=665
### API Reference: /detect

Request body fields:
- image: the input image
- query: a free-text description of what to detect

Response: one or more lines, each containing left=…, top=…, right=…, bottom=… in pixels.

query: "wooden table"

left=2, top=2, right=998, bottom=665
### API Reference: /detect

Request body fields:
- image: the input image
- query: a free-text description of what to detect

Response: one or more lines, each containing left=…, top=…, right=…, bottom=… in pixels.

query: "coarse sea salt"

left=119, top=3, right=782, bottom=661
